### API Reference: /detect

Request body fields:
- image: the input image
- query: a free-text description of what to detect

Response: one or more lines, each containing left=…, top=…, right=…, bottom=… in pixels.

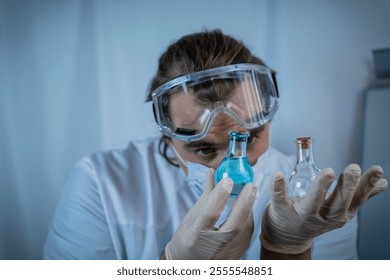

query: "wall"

left=1, top=0, right=389, bottom=259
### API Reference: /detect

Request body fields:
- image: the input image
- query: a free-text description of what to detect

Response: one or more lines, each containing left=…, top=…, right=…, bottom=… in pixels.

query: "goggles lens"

left=152, top=63, right=279, bottom=141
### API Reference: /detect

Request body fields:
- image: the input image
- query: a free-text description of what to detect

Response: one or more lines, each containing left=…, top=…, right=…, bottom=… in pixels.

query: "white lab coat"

left=43, top=137, right=358, bottom=259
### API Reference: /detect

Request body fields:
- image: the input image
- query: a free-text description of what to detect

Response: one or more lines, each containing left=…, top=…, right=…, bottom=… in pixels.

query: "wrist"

left=261, top=209, right=312, bottom=255
left=260, top=232, right=312, bottom=255
left=260, top=245, right=312, bottom=260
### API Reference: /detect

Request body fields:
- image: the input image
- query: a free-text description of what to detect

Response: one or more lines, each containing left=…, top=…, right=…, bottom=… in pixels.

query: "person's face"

left=166, top=79, right=271, bottom=175
left=170, top=113, right=270, bottom=175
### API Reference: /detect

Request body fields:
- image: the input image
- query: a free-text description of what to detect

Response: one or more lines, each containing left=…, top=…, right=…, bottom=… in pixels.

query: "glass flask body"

left=215, top=130, right=254, bottom=197
left=287, top=137, right=321, bottom=198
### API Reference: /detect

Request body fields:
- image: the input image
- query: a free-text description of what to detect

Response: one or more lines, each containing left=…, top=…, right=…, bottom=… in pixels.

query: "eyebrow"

left=249, top=125, right=265, bottom=136
left=184, top=140, right=216, bottom=149
left=183, top=125, right=266, bottom=149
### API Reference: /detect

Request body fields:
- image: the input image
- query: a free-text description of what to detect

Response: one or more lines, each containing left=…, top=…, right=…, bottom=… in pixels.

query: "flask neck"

left=287, top=136, right=320, bottom=198
left=295, top=137, right=316, bottom=164
left=227, top=131, right=249, bottom=157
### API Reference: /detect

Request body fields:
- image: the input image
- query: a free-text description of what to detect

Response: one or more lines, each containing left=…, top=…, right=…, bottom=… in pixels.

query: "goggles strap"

left=271, top=71, right=279, bottom=98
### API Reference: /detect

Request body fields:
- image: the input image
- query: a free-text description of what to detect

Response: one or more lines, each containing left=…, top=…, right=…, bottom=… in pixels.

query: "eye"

left=194, top=147, right=217, bottom=158
left=247, top=134, right=258, bottom=144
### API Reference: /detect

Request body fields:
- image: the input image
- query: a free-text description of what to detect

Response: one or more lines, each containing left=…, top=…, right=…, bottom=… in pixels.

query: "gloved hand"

left=164, top=168, right=257, bottom=259
left=261, top=164, right=388, bottom=254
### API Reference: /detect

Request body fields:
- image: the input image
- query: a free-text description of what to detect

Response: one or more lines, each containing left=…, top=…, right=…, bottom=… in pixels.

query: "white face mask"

left=186, top=161, right=209, bottom=196
left=169, top=143, right=209, bottom=196
left=170, top=143, right=271, bottom=196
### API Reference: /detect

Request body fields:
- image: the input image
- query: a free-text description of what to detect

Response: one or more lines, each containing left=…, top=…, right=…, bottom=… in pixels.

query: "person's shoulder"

left=269, top=146, right=293, bottom=160
left=268, top=146, right=295, bottom=172
left=81, top=137, right=161, bottom=171
left=69, top=137, right=166, bottom=192
left=126, top=136, right=161, bottom=157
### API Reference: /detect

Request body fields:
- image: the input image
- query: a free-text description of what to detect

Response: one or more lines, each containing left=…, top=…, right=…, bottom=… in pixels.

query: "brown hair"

left=146, top=29, right=267, bottom=101
left=146, top=29, right=268, bottom=166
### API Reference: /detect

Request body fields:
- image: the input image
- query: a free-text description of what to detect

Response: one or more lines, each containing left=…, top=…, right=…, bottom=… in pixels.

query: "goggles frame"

left=151, top=63, right=279, bottom=141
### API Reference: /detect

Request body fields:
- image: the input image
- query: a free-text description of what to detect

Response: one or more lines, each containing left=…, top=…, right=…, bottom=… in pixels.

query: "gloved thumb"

left=193, top=177, right=233, bottom=229
left=270, top=171, right=289, bottom=208
left=221, top=183, right=256, bottom=231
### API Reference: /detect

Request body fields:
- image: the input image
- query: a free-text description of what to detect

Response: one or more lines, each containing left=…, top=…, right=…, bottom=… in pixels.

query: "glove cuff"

left=260, top=233, right=312, bottom=255
left=164, top=242, right=176, bottom=260
left=260, top=207, right=313, bottom=255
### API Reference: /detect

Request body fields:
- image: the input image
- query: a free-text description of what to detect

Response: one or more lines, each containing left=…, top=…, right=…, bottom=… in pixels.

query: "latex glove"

left=261, top=164, right=388, bottom=254
left=165, top=168, right=257, bottom=259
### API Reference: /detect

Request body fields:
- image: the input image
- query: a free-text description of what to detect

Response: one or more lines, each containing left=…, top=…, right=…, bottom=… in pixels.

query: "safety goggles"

left=152, top=63, right=279, bottom=141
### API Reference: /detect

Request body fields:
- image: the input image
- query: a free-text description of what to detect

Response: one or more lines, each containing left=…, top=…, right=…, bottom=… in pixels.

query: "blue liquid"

left=215, top=156, right=254, bottom=197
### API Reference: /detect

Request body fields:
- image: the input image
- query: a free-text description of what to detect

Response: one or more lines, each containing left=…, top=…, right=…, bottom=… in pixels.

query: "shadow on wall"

left=358, top=48, right=390, bottom=260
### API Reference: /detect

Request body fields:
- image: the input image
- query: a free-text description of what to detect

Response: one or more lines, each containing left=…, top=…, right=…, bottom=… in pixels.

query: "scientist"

left=44, top=29, right=388, bottom=260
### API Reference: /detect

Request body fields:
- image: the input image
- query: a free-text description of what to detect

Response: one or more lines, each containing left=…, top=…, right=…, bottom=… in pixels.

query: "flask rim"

left=228, top=130, right=250, bottom=142
left=296, top=136, right=314, bottom=149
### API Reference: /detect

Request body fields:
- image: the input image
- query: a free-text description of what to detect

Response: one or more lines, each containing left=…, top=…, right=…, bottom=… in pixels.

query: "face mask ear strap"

left=168, top=142, right=188, bottom=169
left=158, top=136, right=179, bottom=167
left=271, top=71, right=279, bottom=98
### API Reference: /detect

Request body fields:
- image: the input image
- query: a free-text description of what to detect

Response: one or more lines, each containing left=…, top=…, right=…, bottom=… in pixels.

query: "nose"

left=235, top=127, right=249, bottom=134
left=224, top=123, right=249, bottom=136
left=210, top=153, right=226, bottom=169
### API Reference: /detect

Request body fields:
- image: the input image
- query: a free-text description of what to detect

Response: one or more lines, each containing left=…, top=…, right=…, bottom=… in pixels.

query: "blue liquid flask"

left=287, top=137, right=321, bottom=198
left=215, top=130, right=254, bottom=197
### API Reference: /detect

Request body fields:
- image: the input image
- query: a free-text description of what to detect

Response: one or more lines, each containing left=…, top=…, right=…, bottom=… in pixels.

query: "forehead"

left=188, top=114, right=252, bottom=146
left=169, top=92, right=206, bottom=127
left=208, top=114, right=246, bottom=136
left=168, top=84, right=261, bottom=123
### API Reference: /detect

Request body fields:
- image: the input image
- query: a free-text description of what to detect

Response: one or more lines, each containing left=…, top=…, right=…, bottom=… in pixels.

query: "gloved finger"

left=193, top=177, right=233, bottom=229
left=368, top=178, right=388, bottom=199
left=244, top=207, right=255, bottom=234
left=348, top=165, right=387, bottom=214
left=181, top=168, right=216, bottom=225
left=220, top=183, right=257, bottom=231
left=202, top=168, right=216, bottom=197
left=302, top=168, right=335, bottom=215
left=320, top=164, right=360, bottom=219
left=244, top=207, right=255, bottom=235
left=270, top=171, right=289, bottom=208
left=216, top=208, right=255, bottom=260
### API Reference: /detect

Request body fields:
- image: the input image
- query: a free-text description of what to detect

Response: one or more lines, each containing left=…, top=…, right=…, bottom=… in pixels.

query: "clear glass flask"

left=287, top=137, right=321, bottom=198
left=215, top=130, right=254, bottom=197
